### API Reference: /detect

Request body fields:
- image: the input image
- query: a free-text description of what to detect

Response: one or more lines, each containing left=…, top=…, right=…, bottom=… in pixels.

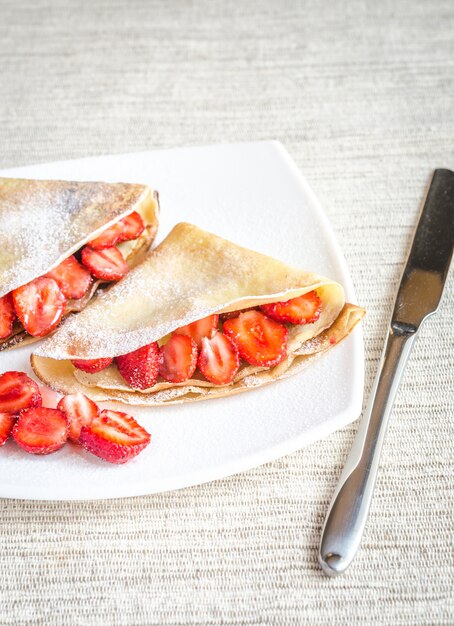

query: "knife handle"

left=319, top=326, right=417, bottom=576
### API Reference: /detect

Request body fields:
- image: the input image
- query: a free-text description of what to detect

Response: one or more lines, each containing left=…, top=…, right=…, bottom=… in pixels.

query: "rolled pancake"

left=0, top=177, right=159, bottom=348
left=32, top=223, right=365, bottom=405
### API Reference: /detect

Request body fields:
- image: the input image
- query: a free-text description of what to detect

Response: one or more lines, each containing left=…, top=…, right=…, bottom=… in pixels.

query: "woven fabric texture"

left=1, top=0, right=454, bottom=624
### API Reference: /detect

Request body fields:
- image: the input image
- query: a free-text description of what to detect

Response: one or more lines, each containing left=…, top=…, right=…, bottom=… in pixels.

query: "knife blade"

left=319, top=168, right=454, bottom=576
left=393, top=168, right=454, bottom=332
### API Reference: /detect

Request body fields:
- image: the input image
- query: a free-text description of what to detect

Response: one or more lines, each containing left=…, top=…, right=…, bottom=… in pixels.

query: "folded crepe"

left=0, top=177, right=159, bottom=349
left=31, top=222, right=365, bottom=405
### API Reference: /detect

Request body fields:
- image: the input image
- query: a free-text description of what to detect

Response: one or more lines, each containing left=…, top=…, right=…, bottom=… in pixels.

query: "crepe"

left=31, top=223, right=365, bottom=405
left=0, top=177, right=159, bottom=348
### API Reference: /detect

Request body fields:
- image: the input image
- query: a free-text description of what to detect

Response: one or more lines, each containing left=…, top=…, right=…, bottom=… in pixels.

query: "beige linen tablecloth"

left=1, top=1, right=453, bottom=624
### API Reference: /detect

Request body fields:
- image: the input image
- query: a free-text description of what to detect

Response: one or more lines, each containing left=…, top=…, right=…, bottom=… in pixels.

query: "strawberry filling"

left=198, top=331, right=240, bottom=385
left=116, top=343, right=160, bottom=390
left=94, top=291, right=322, bottom=390
left=13, top=277, right=66, bottom=337
left=1, top=212, right=146, bottom=340
left=70, top=357, right=114, bottom=374
left=46, top=255, right=92, bottom=300
left=81, top=246, right=129, bottom=281
left=223, top=310, right=288, bottom=367
left=174, top=315, right=219, bottom=349
left=0, top=294, right=15, bottom=340
left=260, top=290, right=322, bottom=325
left=159, top=334, right=198, bottom=383
left=88, top=211, right=145, bottom=250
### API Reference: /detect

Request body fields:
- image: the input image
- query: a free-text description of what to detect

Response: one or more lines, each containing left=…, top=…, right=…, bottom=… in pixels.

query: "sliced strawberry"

left=159, top=334, right=198, bottom=383
left=174, top=314, right=219, bottom=349
left=12, top=276, right=66, bottom=337
left=79, top=409, right=151, bottom=464
left=47, top=255, right=92, bottom=300
left=198, top=331, right=240, bottom=385
left=57, top=392, right=100, bottom=443
left=261, top=291, right=322, bottom=325
left=81, top=246, right=128, bottom=281
left=0, top=412, right=16, bottom=446
left=71, top=357, right=113, bottom=373
left=88, top=220, right=125, bottom=250
left=0, top=371, right=42, bottom=413
left=12, top=407, right=68, bottom=455
left=116, top=343, right=160, bottom=390
left=223, top=310, right=288, bottom=367
left=121, top=211, right=145, bottom=240
left=0, top=293, right=15, bottom=339
left=88, top=212, right=145, bottom=250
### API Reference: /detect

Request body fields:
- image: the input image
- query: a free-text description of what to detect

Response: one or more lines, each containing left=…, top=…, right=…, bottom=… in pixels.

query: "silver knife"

left=319, top=168, right=454, bottom=576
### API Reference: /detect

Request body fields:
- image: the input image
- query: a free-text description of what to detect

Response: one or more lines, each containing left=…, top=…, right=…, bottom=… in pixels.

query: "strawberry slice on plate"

left=88, top=211, right=145, bottom=250
left=0, top=371, right=42, bottom=413
left=12, top=276, right=66, bottom=337
left=159, top=334, right=198, bottom=383
left=57, top=392, right=100, bottom=443
left=0, top=293, right=15, bottom=339
left=198, top=331, right=240, bottom=385
left=116, top=343, right=160, bottom=390
left=223, top=310, right=288, bottom=367
left=46, top=255, right=92, bottom=300
left=261, top=291, right=322, bottom=325
left=0, top=413, right=16, bottom=446
left=12, top=407, right=68, bottom=455
left=79, top=409, right=151, bottom=464
left=71, top=357, right=113, bottom=373
left=81, top=246, right=128, bottom=281
left=174, top=314, right=219, bottom=349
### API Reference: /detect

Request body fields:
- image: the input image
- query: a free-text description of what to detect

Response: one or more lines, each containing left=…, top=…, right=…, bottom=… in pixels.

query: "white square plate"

left=0, top=141, right=364, bottom=500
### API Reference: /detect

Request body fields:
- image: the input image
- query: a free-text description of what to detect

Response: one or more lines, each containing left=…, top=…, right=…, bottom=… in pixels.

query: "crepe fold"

left=0, top=177, right=159, bottom=349
left=32, top=223, right=365, bottom=405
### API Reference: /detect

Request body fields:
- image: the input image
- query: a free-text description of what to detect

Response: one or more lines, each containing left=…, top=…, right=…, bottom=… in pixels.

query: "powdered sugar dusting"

left=0, top=177, right=149, bottom=297
left=35, top=222, right=343, bottom=360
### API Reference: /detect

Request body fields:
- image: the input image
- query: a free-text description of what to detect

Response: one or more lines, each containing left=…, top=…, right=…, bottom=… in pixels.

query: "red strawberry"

left=121, top=211, right=145, bottom=240
left=261, top=291, right=322, bottom=325
left=57, top=392, right=100, bottom=443
left=223, top=310, right=288, bottom=367
left=46, top=255, right=92, bottom=300
left=116, top=343, right=160, bottom=390
left=0, top=371, right=42, bottom=413
left=79, top=409, right=151, bottom=464
left=198, top=331, right=240, bottom=385
left=88, top=212, right=145, bottom=250
left=71, top=357, right=113, bottom=373
left=12, top=407, right=68, bottom=455
left=88, top=220, right=124, bottom=250
left=0, top=293, right=15, bottom=339
left=81, top=246, right=128, bottom=281
left=174, top=314, right=219, bottom=349
left=159, top=334, right=198, bottom=383
left=12, top=276, right=66, bottom=337
left=0, top=412, right=16, bottom=446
